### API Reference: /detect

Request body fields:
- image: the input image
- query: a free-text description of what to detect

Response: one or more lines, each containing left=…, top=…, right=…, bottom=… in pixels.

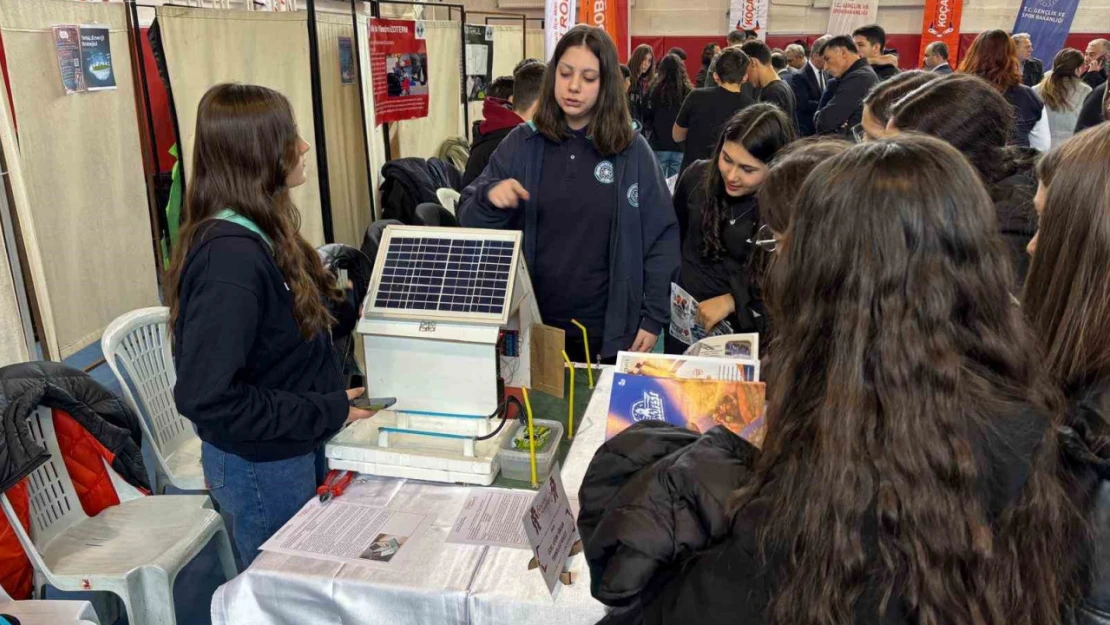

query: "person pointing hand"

left=488, top=179, right=531, bottom=209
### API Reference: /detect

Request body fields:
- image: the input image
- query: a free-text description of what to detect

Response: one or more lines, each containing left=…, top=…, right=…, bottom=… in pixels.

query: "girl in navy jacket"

left=459, top=25, right=679, bottom=362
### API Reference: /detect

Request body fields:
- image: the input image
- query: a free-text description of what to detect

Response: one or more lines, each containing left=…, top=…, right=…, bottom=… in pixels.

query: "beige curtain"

left=391, top=20, right=464, bottom=161
left=526, top=28, right=545, bottom=63
left=0, top=0, right=159, bottom=360
left=0, top=212, right=30, bottom=366
left=491, top=24, right=524, bottom=78
left=158, top=6, right=325, bottom=245
left=316, top=12, right=372, bottom=247
left=357, top=15, right=387, bottom=221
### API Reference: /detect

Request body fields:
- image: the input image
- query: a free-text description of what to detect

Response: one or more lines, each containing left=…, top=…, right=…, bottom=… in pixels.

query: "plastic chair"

left=0, top=407, right=236, bottom=625
left=102, top=307, right=203, bottom=494
left=436, top=187, right=460, bottom=216
left=0, top=582, right=101, bottom=624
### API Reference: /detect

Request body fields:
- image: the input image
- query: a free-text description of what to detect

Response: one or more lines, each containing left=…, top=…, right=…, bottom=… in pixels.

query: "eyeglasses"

left=749, top=224, right=778, bottom=253
left=851, top=123, right=866, bottom=144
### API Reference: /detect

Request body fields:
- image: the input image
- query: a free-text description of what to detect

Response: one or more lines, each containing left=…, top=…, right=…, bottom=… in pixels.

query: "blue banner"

left=1012, top=0, right=1082, bottom=66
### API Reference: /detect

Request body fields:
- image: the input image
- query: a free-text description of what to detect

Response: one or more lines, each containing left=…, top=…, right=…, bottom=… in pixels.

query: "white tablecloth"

left=212, top=370, right=615, bottom=625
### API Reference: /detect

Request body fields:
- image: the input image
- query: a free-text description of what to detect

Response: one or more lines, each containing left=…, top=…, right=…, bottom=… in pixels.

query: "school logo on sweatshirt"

left=627, top=183, right=639, bottom=208
left=594, top=161, right=615, bottom=184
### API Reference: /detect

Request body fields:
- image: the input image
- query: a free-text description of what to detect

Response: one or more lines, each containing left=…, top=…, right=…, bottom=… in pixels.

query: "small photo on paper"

left=360, top=533, right=405, bottom=563
left=385, top=53, right=429, bottom=98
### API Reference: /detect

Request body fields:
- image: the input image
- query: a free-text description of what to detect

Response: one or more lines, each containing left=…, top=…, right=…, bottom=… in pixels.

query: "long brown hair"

left=165, top=83, right=341, bottom=340
left=1024, top=124, right=1110, bottom=392
left=736, top=134, right=1082, bottom=625
left=628, top=44, right=655, bottom=83
left=958, top=29, right=1022, bottom=92
left=700, top=103, right=794, bottom=259
left=1039, top=48, right=1085, bottom=111
left=757, top=137, right=850, bottom=235
left=533, top=25, right=634, bottom=157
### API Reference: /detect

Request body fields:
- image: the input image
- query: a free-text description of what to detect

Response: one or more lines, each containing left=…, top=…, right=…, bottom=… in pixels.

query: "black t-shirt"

left=758, top=79, right=796, bottom=121
left=674, top=160, right=759, bottom=330
left=645, top=88, right=685, bottom=153
left=533, top=127, right=613, bottom=336
left=676, top=86, right=755, bottom=174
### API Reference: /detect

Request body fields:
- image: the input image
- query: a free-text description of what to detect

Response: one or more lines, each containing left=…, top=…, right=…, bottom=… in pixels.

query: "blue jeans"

left=655, top=150, right=683, bottom=179
left=201, top=442, right=325, bottom=566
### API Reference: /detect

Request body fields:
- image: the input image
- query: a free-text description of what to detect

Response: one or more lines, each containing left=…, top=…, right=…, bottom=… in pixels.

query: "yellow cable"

left=562, top=350, right=575, bottom=439
left=570, top=319, right=595, bottom=389
left=522, top=387, right=538, bottom=487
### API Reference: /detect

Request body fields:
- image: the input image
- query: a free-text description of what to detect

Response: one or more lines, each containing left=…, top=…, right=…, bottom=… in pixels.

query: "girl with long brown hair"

left=958, top=29, right=1049, bottom=149
left=580, top=134, right=1085, bottom=625
left=1022, top=122, right=1110, bottom=622
left=168, top=84, right=373, bottom=566
left=1033, top=48, right=1092, bottom=147
left=627, top=43, right=656, bottom=123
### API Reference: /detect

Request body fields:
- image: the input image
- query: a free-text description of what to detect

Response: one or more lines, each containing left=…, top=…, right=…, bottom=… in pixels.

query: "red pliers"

left=317, top=470, right=356, bottom=503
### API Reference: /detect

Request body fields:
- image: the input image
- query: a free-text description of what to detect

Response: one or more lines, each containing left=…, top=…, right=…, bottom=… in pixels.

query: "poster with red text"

left=544, top=0, right=577, bottom=62
left=579, top=0, right=630, bottom=62
left=729, top=0, right=769, bottom=41
left=917, top=0, right=964, bottom=68
left=369, top=18, right=429, bottom=125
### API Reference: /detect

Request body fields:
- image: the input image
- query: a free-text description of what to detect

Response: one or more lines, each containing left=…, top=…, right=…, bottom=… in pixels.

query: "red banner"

left=917, top=0, right=964, bottom=68
left=578, top=0, right=630, bottom=62
left=369, top=18, right=430, bottom=125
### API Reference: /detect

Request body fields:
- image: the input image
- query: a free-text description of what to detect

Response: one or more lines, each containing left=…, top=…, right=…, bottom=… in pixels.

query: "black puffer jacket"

left=577, top=421, right=759, bottom=607
left=0, top=361, right=149, bottom=493
left=379, top=158, right=461, bottom=225
left=1065, top=384, right=1110, bottom=625
left=988, top=153, right=1038, bottom=286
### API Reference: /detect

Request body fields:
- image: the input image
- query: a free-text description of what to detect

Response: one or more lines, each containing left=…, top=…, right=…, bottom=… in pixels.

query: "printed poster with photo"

left=464, top=24, right=494, bottom=102
left=369, top=18, right=430, bottom=125
left=53, top=24, right=116, bottom=94
left=339, top=36, right=355, bottom=85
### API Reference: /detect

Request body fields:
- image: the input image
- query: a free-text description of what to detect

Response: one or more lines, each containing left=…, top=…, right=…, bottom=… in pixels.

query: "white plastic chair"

left=0, top=407, right=236, bottom=625
left=436, top=187, right=460, bottom=216
left=102, top=307, right=204, bottom=493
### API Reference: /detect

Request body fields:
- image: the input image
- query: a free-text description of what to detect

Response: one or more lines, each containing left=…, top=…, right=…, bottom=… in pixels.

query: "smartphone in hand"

left=350, top=395, right=397, bottom=411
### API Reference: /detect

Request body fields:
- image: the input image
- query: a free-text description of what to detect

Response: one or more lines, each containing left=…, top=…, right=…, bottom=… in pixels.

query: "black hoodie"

left=172, top=220, right=349, bottom=462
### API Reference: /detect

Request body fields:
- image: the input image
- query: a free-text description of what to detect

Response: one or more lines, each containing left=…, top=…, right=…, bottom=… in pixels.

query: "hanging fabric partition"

left=0, top=0, right=159, bottom=360
left=157, top=6, right=326, bottom=245
left=526, top=28, right=545, bottom=62
left=392, top=20, right=464, bottom=161
left=0, top=220, right=29, bottom=367
left=316, top=12, right=372, bottom=247
left=492, top=24, right=524, bottom=77
left=357, top=14, right=388, bottom=221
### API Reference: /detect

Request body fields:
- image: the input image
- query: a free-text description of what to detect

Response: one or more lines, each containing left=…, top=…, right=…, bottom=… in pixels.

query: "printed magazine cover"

left=606, top=373, right=766, bottom=446
left=614, top=351, right=760, bottom=382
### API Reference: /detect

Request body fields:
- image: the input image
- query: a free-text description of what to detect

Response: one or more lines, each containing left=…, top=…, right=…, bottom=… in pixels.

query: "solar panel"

left=366, top=227, right=522, bottom=324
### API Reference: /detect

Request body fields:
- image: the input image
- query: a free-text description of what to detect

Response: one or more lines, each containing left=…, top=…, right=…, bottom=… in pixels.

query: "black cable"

left=475, top=395, right=524, bottom=441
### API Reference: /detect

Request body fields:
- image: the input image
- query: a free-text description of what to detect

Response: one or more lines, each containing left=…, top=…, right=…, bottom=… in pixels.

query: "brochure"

left=614, top=351, right=759, bottom=382
left=669, top=282, right=733, bottom=346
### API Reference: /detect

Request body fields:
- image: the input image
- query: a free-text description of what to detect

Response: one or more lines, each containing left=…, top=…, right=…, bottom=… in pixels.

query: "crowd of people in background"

left=446, top=22, right=1110, bottom=625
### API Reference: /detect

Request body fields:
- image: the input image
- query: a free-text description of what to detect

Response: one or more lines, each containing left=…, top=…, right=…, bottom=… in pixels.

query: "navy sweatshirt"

left=458, top=123, right=680, bottom=358
left=172, top=220, right=349, bottom=462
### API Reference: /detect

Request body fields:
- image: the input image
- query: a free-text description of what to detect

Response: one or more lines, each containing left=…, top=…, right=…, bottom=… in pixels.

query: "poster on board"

left=464, top=24, right=494, bottom=102
left=1011, top=0, right=1080, bottom=66
left=369, top=18, right=430, bottom=125
left=339, top=36, right=355, bottom=85
left=729, top=0, right=768, bottom=40
left=826, top=0, right=879, bottom=36
left=52, top=24, right=116, bottom=94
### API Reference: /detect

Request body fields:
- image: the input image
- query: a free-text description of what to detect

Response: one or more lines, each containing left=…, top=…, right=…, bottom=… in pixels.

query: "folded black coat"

left=0, top=361, right=149, bottom=493
left=577, top=421, right=759, bottom=607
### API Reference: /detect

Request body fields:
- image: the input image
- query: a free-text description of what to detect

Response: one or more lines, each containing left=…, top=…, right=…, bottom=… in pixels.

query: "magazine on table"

left=684, top=332, right=760, bottom=361
left=606, top=373, right=766, bottom=446
left=669, top=283, right=734, bottom=346
left=614, top=351, right=760, bottom=382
